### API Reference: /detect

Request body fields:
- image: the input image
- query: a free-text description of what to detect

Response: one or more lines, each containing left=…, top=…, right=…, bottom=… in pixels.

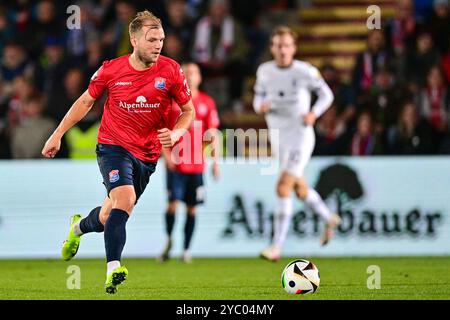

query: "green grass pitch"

left=0, top=257, right=449, bottom=299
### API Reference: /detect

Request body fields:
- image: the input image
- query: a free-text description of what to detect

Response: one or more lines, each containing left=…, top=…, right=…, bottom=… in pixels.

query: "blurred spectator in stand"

left=45, top=68, right=87, bottom=158
left=405, top=31, right=441, bottom=89
left=84, top=38, right=106, bottom=85
left=6, top=76, right=38, bottom=157
left=162, top=32, right=188, bottom=62
left=384, top=0, right=422, bottom=85
left=65, top=1, right=100, bottom=67
left=386, top=101, right=433, bottom=155
left=415, top=65, right=450, bottom=151
left=35, top=37, right=67, bottom=94
left=192, top=0, right=248, bottom=112
left=415, top=0, right=435, bottom=20
left=86, top=0, right=115, bottom=29
left=229, top=0, right=267, bottom=72
left=103, top=0, right=136, bottom=59
left=0, top=42, right=35, bottom=93
left=361, top=68, right=409, bottom=135
left=442, top=51, right=450, bottom=83
left=8, top=76, right=36, bottom=128
left=25, top=0, right=63, bottom=61
left=185, top=0, right=204, bottom=20
left=0, top=8, right=13, bottom=54
left=45, top=68, right=85, bottom=122
left=9, top=93, right=56, bottom=159
left=8, top=0, right=32, bottom=42
left=321, top=63, right=357, bottom=127
left=65, top=103, right=101, bottom=159
left=314, top=105, right=350, bottom=156
left=349, top=110, right=384, bottom=156
left=428, top=0, right=450, bottom=84
left=385, top=0, right=421, bottom=56
left=352, top=30, right=392, bottom=98
left=164, top=0, right=195, bottom=58
left=0, top=79, right=11, bottom=158
left=426, top=0, right=450, bottom=55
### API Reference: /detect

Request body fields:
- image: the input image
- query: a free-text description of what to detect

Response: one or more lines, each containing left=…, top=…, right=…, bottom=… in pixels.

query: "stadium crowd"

left=0, top=0, right=449, bottom=159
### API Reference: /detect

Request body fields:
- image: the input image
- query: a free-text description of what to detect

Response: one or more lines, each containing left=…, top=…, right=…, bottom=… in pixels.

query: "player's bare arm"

left=210, top=128, right=220, bottom=180
left=257, top=101, right=271, bottom=114
left=161, top=145, right=175, bottom=171
left=42, top=90, right=96, bottom=158
left=303, top=112, right=317, bottom=126
left=158, top=100, right=195, bottom=148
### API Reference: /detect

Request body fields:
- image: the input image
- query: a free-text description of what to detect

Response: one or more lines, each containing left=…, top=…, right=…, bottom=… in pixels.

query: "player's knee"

left=110, top=186, right=136, bottom=213
left=187, top=206, right=196, bottom=216
left=295, top=184, right=308, bottom=200
left=167, top=201, right=178, bottom=214
left=112, top=194, right=136, bottom=213
left=276, top=181, right=291, bottom=197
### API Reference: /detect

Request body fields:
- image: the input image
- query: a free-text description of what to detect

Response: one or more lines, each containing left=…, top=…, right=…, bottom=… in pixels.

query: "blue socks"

left=165, top=210, right=176, bottom=236
left=79, top=207, right=104, bottom=233
left=104, top=209, right=129, bottom=262
left=184, top=215, right=196, bottom=250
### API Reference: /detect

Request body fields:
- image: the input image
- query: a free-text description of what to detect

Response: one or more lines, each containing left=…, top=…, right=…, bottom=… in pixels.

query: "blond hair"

left=270, top=25, right=298, bottom=45
left=129, top=10, right=162, bottom=35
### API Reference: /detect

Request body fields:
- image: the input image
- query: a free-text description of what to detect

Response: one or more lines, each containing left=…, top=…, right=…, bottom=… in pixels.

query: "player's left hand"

left=212, top=162, right=220, bottom=181
left=303, top=112, right=317, bottom=126
left=157, top=128, right=180, bottom=148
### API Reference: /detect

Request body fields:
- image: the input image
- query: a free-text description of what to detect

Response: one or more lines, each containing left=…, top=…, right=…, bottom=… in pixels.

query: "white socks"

left=107, top=260, right=121, bottom=276
left=305, top=188, right=332, bottom=221
left=273, top=197, right=294, bottom=248
left=72, top=221, right=83, bottom=236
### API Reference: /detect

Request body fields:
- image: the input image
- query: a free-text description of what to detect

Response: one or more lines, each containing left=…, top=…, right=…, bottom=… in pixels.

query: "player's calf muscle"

left=99, top=198, right=113, bottom=225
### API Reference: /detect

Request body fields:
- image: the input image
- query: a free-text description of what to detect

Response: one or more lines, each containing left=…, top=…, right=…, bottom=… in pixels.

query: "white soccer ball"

left=281, top=259, right=320, bottom=295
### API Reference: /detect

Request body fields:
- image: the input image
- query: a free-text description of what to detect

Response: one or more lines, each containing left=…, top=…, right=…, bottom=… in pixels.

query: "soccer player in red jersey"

left=41, top=11, right=195, bottom=294
left=158, top=62, right=220, bottom=263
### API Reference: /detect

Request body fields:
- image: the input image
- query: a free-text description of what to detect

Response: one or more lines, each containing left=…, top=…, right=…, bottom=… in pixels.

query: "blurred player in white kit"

left=253, top=26, right=341, bottom=261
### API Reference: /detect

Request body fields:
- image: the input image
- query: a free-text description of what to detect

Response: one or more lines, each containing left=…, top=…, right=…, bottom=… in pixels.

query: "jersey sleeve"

left=170, top=64, right=191, bottom=106
left=253, top=66, right=268, bottom=113
left=253, top=66, right=268, bottom=97
left=306, top=64, right=325, bottom=90
left=205, top=97, right=220, bottom=129
left=167, top=100, right=182, bottom=130
left=307, top=64, right=334, bottom=117
left=88, top=61, right=110, bottom=99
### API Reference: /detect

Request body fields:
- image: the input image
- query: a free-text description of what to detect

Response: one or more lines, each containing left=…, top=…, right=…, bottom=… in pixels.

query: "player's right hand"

left=157, top=128, right=180, bottom=148
left=259, top=102, right=270, bottom=114
left=303, top=112, right=317, bottom=126
left=41, top=135, right=61, bottom=158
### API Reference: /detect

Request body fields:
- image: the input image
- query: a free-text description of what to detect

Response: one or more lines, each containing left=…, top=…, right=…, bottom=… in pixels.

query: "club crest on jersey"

left=109, top=170, right=120, bottom=183
left=154, top=77, right=166, bottom=90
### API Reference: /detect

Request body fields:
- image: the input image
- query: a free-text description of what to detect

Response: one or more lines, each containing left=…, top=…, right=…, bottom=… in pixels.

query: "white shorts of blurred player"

left=275, top=127, right=315, bottom=178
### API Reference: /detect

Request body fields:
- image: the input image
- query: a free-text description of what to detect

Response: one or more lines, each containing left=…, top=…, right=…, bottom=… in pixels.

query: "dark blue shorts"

left=166, top=170, right=205, bottom=206
left=96, top=144, right=157, bottom=202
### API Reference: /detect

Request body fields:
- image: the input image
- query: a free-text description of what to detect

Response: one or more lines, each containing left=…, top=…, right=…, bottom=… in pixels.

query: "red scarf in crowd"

left=427, top=86, right=445, bottom=128
left=361, top=52, right=386, bottom=90
left=351, top=134, right=375, bottom=156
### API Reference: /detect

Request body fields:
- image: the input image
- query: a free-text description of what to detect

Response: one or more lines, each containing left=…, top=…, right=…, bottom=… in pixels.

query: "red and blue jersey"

left=168, top=91, right=220, bottom=174
left=88, top=54, right=191, bottom=162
